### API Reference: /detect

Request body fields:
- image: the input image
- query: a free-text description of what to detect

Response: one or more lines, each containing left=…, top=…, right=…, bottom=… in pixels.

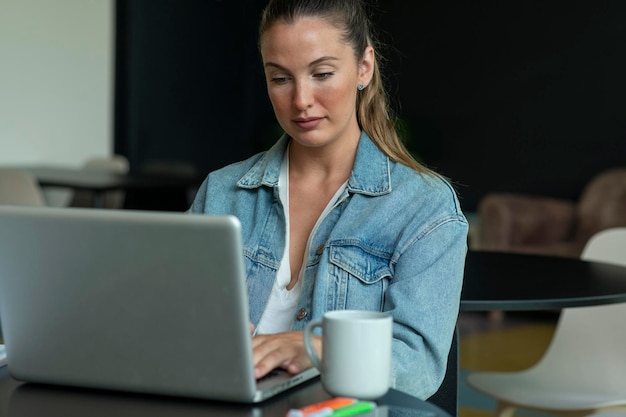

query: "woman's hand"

left=251, top=331, right=321, bottom=379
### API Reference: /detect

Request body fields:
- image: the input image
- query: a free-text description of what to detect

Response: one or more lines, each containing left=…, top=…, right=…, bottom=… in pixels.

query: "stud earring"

left=358, top=84, right=365, bottom=91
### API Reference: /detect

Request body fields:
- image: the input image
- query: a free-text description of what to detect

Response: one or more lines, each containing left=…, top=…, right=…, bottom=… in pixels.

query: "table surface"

left=461, top=250, right=626, bottom=311
left=0, top=367, right=447, bottom=417
left=20, top=166, right=202, bottom=192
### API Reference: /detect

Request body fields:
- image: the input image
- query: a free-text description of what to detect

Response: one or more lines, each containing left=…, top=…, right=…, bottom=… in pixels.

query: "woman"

left=189, top=0, right=468, bottom=399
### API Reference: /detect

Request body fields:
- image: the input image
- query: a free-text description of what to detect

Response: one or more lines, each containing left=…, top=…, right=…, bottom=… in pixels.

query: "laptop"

left=0, top=205, right=318, bottom=403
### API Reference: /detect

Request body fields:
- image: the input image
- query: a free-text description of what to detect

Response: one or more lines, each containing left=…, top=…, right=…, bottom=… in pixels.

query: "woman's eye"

left=314, top=72, right=334, bottom=79
left=270, top=76, right=290, bottom=84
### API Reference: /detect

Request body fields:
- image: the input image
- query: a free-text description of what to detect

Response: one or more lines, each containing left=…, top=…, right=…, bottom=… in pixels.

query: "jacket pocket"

left=328, top=244, right=392, bottom=310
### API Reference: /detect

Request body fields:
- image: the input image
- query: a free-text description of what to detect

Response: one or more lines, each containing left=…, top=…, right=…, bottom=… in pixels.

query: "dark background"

left=115, top=0, right=626, bottom=212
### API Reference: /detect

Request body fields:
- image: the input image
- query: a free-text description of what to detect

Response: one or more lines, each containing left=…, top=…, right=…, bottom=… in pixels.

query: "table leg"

left=93, top=191, right=106, bottom=208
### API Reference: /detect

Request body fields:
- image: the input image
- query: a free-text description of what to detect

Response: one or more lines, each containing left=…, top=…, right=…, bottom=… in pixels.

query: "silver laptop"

left=0, top=205, right=318, bottom=403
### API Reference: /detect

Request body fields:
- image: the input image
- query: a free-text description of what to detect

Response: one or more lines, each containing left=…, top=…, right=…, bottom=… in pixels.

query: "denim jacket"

left=189, top=132, right=468, bottom=399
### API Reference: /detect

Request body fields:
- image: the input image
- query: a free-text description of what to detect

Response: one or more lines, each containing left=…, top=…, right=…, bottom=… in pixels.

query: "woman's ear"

left=358, top=46, right=375, bottom=88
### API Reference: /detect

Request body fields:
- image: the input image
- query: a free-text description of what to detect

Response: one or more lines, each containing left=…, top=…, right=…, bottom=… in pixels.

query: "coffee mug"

left=303, top=310, right=393, bottom=399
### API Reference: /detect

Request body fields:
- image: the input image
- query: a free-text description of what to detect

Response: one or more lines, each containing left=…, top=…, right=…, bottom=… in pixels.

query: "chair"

left=466, top=227, right=626, bottom=417
left=0, top=168, right=46, bottom=206
left=476, top=167, right=626, bottom=258
left=70, top=155, right=130, bottom=209
left=428, top=326, right=459, bottom=417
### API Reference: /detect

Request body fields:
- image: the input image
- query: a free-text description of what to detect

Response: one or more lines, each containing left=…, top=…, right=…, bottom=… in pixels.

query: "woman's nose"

left=293, top=81, right=313, bottom=110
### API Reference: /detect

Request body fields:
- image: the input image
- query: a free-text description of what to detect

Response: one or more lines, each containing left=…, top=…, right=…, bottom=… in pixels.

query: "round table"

left=461, top=250, right=626, bottom=311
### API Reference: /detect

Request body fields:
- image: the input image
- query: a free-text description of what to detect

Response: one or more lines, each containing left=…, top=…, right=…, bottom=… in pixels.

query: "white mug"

left=304, top=310, right=393, bottom=399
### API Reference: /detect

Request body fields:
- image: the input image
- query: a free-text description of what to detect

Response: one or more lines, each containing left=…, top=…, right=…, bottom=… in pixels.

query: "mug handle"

left=303, top=319, right=323, bottom=370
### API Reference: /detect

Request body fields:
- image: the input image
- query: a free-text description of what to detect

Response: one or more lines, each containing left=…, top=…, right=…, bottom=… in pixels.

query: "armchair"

left=476, top=168, right=626, bottom=258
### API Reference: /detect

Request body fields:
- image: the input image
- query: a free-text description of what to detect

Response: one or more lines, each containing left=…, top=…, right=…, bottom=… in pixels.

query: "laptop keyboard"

left=256, top=368, right=284, bottom=383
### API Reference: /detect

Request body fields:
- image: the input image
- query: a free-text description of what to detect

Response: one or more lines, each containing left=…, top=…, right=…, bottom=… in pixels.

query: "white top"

left=256, top=146, right=346, bottom=334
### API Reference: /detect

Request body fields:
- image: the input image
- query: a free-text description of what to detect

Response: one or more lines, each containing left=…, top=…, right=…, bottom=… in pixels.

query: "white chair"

left=0, top=168, right=46, bottom=206
left=70, top=155, right=130, bottom=209
left=466, top=227, right=626, bottom=417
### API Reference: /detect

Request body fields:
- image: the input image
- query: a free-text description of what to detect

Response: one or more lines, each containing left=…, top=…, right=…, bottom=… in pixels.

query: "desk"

left=20, top=166, right=202, bottom=209
left=461, top=250, right=626, bottom=311
left=0, top=368, right=448, bottom=417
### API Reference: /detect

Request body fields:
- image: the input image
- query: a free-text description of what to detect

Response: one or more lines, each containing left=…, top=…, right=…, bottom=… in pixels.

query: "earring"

left=358, top=84, right=365, bottom=91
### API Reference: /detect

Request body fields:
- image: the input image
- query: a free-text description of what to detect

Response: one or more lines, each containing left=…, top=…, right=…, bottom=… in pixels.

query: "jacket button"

left=315, top=244, right=325, bottom=255
left=296, top=308, right=308, bottom=320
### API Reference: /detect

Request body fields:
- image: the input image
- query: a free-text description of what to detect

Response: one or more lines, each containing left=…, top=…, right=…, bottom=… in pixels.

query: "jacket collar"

left=237, top=131, right=391, bottom=196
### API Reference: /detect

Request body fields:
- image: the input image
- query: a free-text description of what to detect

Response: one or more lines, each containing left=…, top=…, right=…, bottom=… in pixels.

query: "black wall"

left=115, top=1, right=626, bottom=211
left=115, top=0, right=275, bottom=179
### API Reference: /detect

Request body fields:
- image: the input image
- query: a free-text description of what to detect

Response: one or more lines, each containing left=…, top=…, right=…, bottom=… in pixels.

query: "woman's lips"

left=294, top=117, right=323, bottom=129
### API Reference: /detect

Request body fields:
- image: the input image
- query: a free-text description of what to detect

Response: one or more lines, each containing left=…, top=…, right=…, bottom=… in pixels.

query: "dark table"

left=20, top=166, right=202, bottom=209
left=0, top=367, right=448, bottom=417
left=461, top=250, right=626, bottom=311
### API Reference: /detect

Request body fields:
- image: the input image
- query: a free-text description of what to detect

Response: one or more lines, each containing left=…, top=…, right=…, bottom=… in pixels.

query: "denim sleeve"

left=386, top=214, right=468, bottom=399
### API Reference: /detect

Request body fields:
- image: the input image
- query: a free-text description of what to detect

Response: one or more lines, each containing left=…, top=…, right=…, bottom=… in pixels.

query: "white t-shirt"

left=256, top=146, right=347, bottom=334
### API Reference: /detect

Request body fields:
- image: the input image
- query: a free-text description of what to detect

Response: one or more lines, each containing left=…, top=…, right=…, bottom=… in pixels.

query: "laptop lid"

left=0, top=206, right=317, bottom=403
